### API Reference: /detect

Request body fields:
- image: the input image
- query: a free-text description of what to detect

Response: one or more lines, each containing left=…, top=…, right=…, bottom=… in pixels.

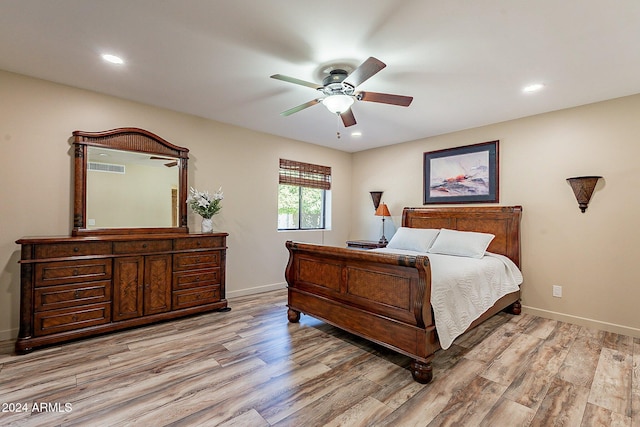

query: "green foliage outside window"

left=278, top=184, right=325, bottom=230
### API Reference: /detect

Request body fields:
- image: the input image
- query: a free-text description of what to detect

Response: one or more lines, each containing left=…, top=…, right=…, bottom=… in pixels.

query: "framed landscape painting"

left=423, top=140, right=499, bottom=204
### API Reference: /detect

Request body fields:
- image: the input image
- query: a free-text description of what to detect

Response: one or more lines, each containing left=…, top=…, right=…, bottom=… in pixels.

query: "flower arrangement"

left=187, top=187, right=223, bottom=219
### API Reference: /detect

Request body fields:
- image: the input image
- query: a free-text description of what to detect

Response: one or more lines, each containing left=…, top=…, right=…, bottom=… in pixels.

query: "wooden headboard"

left=402, top=206, right=522, bottom=267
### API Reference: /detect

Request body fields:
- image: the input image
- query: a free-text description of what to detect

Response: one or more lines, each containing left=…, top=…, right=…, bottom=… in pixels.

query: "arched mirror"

left=72, top=128, right=189, bottom=236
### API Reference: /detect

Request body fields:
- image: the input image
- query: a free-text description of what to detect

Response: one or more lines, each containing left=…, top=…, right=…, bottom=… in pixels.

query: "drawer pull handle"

left=142, top=243, right=148, bottom=249
left=73, top=247, right=80, bottom=252
left=75, top=290, right=81, bottom=298
left=73, top=269, right=79, bottom=276
left=195, top=276, right=200, bottom=281
left=72, top=315, right=78, bottom=322
left=197, top=241, right=201, bottom=246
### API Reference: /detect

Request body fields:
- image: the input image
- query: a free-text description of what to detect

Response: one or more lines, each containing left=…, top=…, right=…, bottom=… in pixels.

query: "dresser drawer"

left=34, top=303, right=111, bottom=336
left=35, top=259, right=112, bottom=287
left=173, top=269, right=220, bottom=290
left=35, top=280, right=111, bottom=311
left=34, top=241, right=112, bottom=259
left=173, top=236, right=224, bottom=250
left=172, top=285, right=221, bottom=309
left=173, top=251, right=220, bottom=271
left=113, top=240, right=172, bottom=254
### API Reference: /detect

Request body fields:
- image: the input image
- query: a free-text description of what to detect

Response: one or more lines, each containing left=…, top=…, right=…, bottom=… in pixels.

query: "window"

left=278, top=159, right=331, bottom=230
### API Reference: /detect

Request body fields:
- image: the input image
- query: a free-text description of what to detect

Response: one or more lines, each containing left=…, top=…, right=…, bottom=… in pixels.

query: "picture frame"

left=423, top=140, right=499, bottom=204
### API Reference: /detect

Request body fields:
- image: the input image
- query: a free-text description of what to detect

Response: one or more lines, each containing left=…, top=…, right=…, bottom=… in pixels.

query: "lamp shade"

left=375, top=203, right=391, bottom=217
left=321, top=95, right=355, bottom=114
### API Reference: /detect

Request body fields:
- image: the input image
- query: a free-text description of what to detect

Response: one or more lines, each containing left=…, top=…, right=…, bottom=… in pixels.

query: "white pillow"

left=428, top=228, right=495, bottom=258
left=386, top=227, right=440, bottom=253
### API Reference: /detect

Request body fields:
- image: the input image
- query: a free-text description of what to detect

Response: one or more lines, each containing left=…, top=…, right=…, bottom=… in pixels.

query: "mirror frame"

left=72, top=127, right=189, bottom=236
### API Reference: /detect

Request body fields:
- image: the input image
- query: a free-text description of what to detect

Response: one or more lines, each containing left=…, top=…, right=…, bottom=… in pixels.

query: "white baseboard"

left=523, top=305, right=640, bottom=339
left=227, top=282, right=287, bottom=299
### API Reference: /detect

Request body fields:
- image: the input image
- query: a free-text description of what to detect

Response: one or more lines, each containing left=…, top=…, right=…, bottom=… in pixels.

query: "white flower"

left=188, top=186, right=223, bottom=219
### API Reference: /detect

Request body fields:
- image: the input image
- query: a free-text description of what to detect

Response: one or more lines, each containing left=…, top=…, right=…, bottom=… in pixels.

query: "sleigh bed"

left=285, top=206, right=522, bottom=383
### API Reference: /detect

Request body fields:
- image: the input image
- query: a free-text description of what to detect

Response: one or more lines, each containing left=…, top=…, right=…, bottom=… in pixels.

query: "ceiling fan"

left=149, top=156, right=178, bottom=167
left=271, top=57, right=413, bottom=127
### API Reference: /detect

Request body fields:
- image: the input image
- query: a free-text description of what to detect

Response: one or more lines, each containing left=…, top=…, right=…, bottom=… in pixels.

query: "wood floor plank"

left=522, top=316, right=558, bottom=340
left=217, top=409, right=270, bottom=427
left=259, top=353, right=379, bottom=425
left=427, top=376, right=507, bottom=427
left=374, top=357, right=486, bottom=426
left=323, top=395, right=392, bottom=427
left=481, top=333, right=542, bottom=386
left=503, top=341, right=570, bottom=410
left=604, top=331, right=634, bottom=354
left=453, top=312, right=512, bottom=349
left=480, top=397, right=536, bottom=427
left=529, top=377, right=590, bottom=427
left=543, top=320, right=581, bottom=351
left=463, top=321, right=521, bottom=364
left=581, top=402, right=632, bottom=427
left=589, top=347, right=633, bottom=416
left=0, top=289, right=638, bottom=426
left=114, top=358, right=303, bottom=426
left=271, top=375, right=383, bottom=427
left=557, top=328, right=604, bottom=388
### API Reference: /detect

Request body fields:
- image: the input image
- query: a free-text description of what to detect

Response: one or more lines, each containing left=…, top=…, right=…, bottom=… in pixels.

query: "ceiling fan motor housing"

left=322, top=69, right=347, bottom=85
left=321, top=69, right=354, bottom=95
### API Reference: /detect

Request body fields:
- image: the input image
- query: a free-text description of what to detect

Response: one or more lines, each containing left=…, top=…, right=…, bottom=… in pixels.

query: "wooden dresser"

left=15, top=232, right=228, bottom=353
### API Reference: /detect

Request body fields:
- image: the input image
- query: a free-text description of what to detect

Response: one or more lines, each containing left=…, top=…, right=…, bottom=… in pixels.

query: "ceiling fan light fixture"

left=322, top=94, right=354, bottom=114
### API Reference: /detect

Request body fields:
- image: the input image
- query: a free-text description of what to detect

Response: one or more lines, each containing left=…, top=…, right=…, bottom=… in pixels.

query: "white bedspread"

left=372, top=248, right=523, bottom=349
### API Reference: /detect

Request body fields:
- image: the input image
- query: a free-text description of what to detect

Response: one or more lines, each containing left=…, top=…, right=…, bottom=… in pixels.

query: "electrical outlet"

left=552, top=285, right=563, bottom=298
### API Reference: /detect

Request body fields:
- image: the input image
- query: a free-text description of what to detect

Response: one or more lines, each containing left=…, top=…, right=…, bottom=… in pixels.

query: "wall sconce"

left=375, top=203, right=391, bottom=244
left=369, top=191, right=383, bottom=210
left=567, top=176, right=602, bottom=213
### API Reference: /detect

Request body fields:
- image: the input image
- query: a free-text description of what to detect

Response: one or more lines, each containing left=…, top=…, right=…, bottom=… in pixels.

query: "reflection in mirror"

left=87, top=147, right=179, bottom=229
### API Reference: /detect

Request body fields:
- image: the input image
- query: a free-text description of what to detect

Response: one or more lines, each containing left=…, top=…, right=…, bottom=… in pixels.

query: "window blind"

left=279, top=159, right=331, bottom=190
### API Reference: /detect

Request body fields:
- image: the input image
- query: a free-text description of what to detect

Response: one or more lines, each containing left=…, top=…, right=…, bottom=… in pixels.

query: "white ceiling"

left=1, top=1, right=639, bottom=152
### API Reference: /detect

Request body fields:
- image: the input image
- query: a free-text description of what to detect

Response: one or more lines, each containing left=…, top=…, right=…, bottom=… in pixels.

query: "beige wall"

left=0, top=70, right=352, bottom=340
left=352, top=93, right=640, bottom=337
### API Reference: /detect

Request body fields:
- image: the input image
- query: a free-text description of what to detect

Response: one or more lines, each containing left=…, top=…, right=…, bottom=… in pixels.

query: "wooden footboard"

left=285, top=241, right=439, bottom=383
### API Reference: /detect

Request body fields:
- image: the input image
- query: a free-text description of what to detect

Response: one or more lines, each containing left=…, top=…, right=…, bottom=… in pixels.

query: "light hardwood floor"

left=1, top=289, right=638, bottom=426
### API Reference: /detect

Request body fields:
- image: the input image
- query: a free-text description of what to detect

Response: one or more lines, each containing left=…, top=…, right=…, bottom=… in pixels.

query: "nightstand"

left=346, top=240, right=387, bottom=249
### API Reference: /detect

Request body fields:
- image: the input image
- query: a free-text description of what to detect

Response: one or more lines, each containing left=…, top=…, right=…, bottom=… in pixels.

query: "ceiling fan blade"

left=281, top=99, right=321, bottom=116
left=343, top=57, right=386, bottom=89
left=150, top=156, right=174, bottom=161
left=357, top=91, right=413, bottom=107
left=271, top=74, right=323, bottom=90
left=164, top=161, right=178, bottom=167
left=340, top=109, right=357, bottom=127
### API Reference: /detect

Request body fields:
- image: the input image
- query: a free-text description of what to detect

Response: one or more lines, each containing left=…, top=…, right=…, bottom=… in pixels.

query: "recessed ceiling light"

left=351, top=131, right=362, bottom=137
left=523, top=83, right=544, bottom=93
left=102, top=54, right=124, bottom=65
